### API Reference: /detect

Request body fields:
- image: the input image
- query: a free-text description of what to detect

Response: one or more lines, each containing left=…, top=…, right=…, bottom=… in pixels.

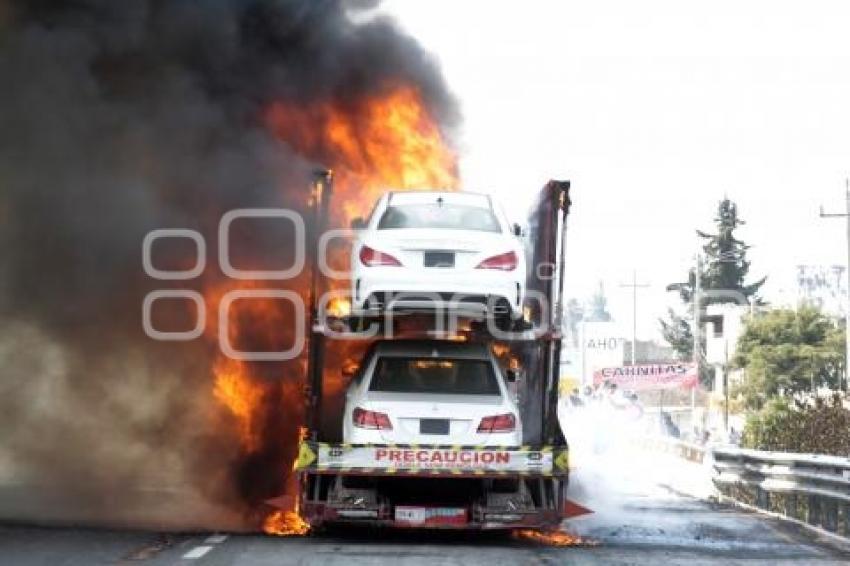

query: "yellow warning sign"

left=295, top=442, right=317, bottom=470
left=554, top=450, right=569, bottom=472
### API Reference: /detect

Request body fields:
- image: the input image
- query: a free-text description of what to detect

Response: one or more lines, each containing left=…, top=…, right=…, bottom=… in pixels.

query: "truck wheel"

left=495, top=313, right=514, bottom=332
left=348, top=316, right=364, bottom=332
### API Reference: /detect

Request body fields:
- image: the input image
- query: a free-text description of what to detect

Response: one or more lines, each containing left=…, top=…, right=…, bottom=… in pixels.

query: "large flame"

left=203, top=83, right=459, bottom=534
left=513, top=529, right=593, bottom=547
left=267, top=84, right=459, bottom=220
left=212, top=359, right=264, bottom=453
left=263, top=509, right=310, bottom=537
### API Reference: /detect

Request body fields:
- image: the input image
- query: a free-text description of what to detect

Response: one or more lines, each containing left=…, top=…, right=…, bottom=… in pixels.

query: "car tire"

left=348, top=315, right=365, bottom=332
left=495, top=312, right=516, bottom=332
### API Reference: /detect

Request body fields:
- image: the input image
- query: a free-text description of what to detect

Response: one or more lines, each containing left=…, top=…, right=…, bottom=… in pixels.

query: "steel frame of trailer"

left=292, top=177, right=573, bottom=530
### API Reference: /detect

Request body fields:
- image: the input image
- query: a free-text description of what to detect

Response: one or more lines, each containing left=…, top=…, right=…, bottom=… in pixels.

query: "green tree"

left=695, top=198, right=766, bottom=304
left=743, top=394, right=850, bottom=456
left=659, top=308, right=693, bottom=361
left=661, top=198, right=766, bottom=362
left=732, top=306, right=845, bottom=410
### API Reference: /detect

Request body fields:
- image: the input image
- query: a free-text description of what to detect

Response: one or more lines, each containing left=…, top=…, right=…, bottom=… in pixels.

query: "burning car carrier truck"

left=287, top=178, right=575, bottom=530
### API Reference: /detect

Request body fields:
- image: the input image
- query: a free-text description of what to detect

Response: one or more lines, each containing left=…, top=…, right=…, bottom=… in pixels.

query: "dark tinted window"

left=378, top=204, right=501, bottom=232
left=369, top=358, right=501, bottom=395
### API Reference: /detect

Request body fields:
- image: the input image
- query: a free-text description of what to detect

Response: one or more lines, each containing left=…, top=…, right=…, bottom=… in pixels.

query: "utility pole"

left=693, top=254, right=703, bottom=425
left=694, top=254, right=702, bottom=369
left=620, top=270, right=650, bottom=365
left=819, top=180, right=850, bottom=392
left=723, top=338, right=729, bottom=433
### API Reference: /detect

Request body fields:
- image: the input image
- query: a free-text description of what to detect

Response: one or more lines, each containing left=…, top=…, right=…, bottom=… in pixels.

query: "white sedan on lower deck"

left=343, top=340, right=523, bottom=447
left=350, top=190, right=526, bottom=324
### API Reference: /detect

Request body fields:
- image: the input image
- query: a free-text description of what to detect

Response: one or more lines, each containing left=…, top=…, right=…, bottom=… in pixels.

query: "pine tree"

left=674, top=199, right=766, bottom=305
left=660, top=198, right=766, bottom=364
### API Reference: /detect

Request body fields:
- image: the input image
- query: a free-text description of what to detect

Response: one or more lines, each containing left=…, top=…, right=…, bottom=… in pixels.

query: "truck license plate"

left=395, top=506, right=467, bottom=526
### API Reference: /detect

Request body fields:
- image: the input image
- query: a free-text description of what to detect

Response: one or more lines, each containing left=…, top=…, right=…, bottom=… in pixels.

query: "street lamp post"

left=668, top=236, right=753, bottom=440
left=818, top=180, right=850, bottom=392
left=620, top=270, right=649, bottom=366
left=694, top=254, right=702, bottom=368
left=723, top=338, right=729, bottom=433
left=693, top=254, right=702, bottom=419
left=677, top=250, right=738, bottom=432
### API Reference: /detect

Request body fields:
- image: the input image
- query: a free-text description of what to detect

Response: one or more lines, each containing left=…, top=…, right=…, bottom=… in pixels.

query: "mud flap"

left=561, top=498, right=593, bottom=519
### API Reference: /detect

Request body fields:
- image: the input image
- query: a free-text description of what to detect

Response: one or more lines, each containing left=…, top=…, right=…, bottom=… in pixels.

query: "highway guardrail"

left=640, top=435, right=850, bottom=539
left=712, top=446, right=850, bottom=538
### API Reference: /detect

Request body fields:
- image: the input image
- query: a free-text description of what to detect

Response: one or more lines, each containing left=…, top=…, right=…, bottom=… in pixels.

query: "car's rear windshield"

left=369, top=357, right=501, bottom=395
left=377, top=204, right=501, bottom=232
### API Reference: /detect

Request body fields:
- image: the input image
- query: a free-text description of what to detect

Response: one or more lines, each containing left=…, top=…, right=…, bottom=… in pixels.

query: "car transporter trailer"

left=276, top=175, right=581, bottom=530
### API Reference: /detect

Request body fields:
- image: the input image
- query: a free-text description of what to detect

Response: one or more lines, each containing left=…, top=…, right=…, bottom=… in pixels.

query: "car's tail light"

left=352, top=407, right=393, bottom=430
left=475, top=251, right=517, bottom=271
left=477, top=413, right=516, bottom=433
left=359, top=245, right=402, bottom=267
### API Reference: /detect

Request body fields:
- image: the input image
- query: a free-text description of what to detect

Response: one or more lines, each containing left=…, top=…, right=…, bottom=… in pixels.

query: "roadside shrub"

left=742, top=394, right=850, bottom=456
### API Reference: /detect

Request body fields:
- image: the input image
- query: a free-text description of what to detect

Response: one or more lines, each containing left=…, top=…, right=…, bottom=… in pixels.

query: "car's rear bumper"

left=353, top=270, right=524, bottom=317
left=301, top=501, right=562, bottom=530
left=345, top=427, right=522, bottom=447
left=357, top=291, right=514, bottom=317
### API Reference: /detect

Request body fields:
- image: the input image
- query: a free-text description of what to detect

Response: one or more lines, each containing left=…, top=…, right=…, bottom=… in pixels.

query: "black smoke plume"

left=0, top=0, right=457, bottom=529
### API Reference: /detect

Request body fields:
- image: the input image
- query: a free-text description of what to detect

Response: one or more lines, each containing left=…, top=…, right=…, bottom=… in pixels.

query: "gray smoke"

left=0, top=0, right=457, bottom=529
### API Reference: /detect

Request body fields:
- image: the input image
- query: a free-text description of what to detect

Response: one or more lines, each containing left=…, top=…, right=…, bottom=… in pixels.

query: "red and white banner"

left=593, top=362, right=698, bottom=390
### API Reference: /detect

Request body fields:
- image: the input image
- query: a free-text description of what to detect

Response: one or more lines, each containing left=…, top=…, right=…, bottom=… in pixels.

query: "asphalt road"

left=1, top=446, right=848, bottom=565
left=0, top=496, right=846, bottom=565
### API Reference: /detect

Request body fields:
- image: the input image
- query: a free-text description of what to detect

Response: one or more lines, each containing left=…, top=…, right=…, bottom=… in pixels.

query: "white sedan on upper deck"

left=350, top=191, right=526, bottom=325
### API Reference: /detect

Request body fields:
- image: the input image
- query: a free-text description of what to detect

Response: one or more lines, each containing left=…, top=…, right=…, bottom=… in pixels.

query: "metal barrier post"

left=785, top=494, right=797, bottom=520
left=755, top=487, right=770, bottom=510
left=824, top=501, right=839, bottom=533
left=807, top=495, right=820, bottom=526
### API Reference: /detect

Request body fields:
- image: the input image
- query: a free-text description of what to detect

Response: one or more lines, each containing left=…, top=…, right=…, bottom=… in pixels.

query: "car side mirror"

left=351, top=217, right=367, bottom=230
left=506, top=369, right=522, bottom=384
left=512, top=223, right=523, bottom=237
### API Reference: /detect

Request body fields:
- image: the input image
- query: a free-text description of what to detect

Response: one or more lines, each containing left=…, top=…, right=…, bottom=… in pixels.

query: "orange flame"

left=491, top=343, right=510, bottom=357
left=263, top=509, right=310, bottom=537
left=205, top=82, right=458, bottom=532
left=212, top=359, right=264, bottom=453
left=267, top=84, right=459, bottom=220
left=326, top=296, right=352, bottom=318
left=513, top=529, right=593, bottom=547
